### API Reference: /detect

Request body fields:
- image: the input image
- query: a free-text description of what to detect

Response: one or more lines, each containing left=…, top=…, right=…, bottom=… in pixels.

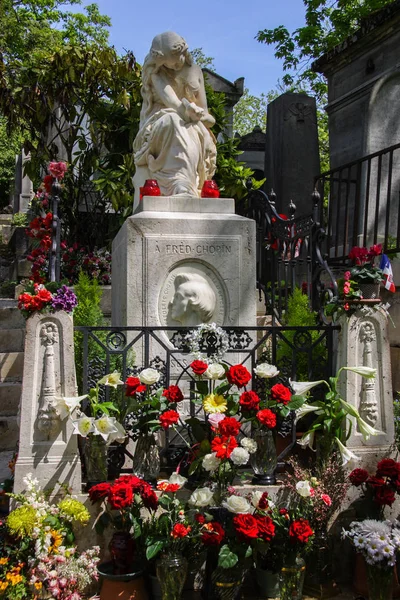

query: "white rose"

left=254, top=363, right=279, bottom=379
left=230, top=447, right=250, bottom=466
left=296, top=480, right=312, bottom=498
left=202, top=453, right=221, bottom=473
left=204, top=363, right=226, bottom=380
left=222, top=495, right=252, bottom=514
left=240, top=437, right=257, bottom=454
left=189, top=487, right=214, bottom=508
left=251, top=490, right=263, bottom=508
left=169, top=472, right=187, bottom=487
left=139, top=368, right=160, bottom=385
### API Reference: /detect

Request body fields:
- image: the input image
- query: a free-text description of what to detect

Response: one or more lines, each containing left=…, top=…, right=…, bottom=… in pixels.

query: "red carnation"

left=125, top=377, right=146, bottom=397
left=377, top=458, right=399, bottom=479
left=43, top=175, right=53, bottom=194
left=226, top=365, right=251, bottom=388
left=201, top=521, right=225, bottom=546
left=88, top=482, right=112, bottom=503
left=159, top=410, right=180, bottom=429
left=140, top=485, right=158, bottom=510
left=190, top=360, right=209, bottom=375
left=321, top=494, right=332, bottom=507
left=239, top=391, right=260, bottom=411
left=279, top=508, right=289, bottom=516
left=162, top=385, right=184, bottom=403
left=256, top=409, right=277, bottom=429
left=171, top=523, right=191, bottom=538
left=289, top=519, right=314, bottom=544
left=254, top=515, right=275, bottom=542
left=157, top=482, right=180, bottom=493
left=233, top=514, right=259, bottom=541
left=271, top=383, right=291, bottom=405
left=108, top=483, right=133, bottom=510
left=374, top=485, right=396, bottom=507
left=218, top=417, right=241, bottom=437
left=211, top=435, right=238, bottom=459
left=367, top=476, right=385, bottom=488
left=195, top=514, right=206, bottom=524
left=349, top=468, right=369, bottom=486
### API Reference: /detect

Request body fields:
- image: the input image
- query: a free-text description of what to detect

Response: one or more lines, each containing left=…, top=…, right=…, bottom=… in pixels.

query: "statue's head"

left=170, top=273, right=216, bottom=325
left=148, top=31, right=191, bottom=71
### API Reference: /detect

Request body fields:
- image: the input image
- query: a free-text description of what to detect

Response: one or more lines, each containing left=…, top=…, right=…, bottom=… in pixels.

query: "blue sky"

left=84, top=0, right=306, bottom=97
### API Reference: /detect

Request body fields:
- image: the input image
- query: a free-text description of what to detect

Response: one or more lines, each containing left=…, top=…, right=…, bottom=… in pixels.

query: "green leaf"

left=196, top=381, right=209, bottom=396
left=146, top=541, right=165, bottom=561
left=218, top=545, right=239, bottom=569
left=245, top=545, right=253, bottom=558
left=286, top=396, right=306, bottom=411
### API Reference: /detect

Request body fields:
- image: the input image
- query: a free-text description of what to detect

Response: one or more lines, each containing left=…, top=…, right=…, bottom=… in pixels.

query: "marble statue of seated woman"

left=132, top=31, right=217, bottom=210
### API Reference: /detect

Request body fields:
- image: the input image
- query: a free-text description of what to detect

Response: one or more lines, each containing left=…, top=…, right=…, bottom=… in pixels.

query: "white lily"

left=98, top=372, right=124, bottom=388
left=295, top=403, right=319, bottom=421
left=53, top=395, right=87, bottom=420
left=339, top=398, right=361, bottom=419
left=357, top=417, right=384, bottom=440
left=335, top=437, right=360, bottom=466
left=342, top=366, right=377, bottom=379
left=72, top=416, right=95, bottom=437
left=105, top=420, right=127, bottom=446
left=93, top=415, right=119, bottom=440
left=169, top=472, right=188, bottom=487
left=297, top=430, right=315, bottom=450
left=289, top=379, right=325, bottom=397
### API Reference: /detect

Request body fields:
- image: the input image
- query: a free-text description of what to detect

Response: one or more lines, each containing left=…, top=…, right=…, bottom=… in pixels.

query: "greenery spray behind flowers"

left=292, top=366, right=383, bottom=466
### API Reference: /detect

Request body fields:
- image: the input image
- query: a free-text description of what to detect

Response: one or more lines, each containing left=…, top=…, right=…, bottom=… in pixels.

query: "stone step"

left=0, top=328, right=25, bottom=353
left=0, top=382, right=21, bottom=415
left=0, top=352, right=24, bottom=382
left=0, top=450, right=14, bottom=482
left=0, top=302, right=25, bottom=329
left=0, top=416, right=19, bottom=451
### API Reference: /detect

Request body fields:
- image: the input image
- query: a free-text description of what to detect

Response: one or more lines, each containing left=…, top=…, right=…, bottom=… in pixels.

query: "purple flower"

left=50, top=285, right=78, bottom=313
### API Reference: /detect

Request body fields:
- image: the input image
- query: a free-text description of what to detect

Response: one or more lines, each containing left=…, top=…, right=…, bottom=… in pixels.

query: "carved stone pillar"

left=13, top=312, right=82, bottom=494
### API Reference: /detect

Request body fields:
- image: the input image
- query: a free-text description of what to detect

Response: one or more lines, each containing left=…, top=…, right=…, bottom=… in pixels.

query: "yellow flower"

left=6, top=505, right=36, bottom=537
left=0, top=581, right=9, bottom=592
left=49, top=529, right=63, bottom=554
left=34, top=582, right=42, bottom=590
left=0, top=559, right=8, bottom=565
left=58, top=498, right=90, bottom=524
left=203, top=394, right=227, bottom=414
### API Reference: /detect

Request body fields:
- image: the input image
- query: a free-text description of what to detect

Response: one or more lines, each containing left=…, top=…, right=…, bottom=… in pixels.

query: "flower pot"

left=98, top=561, right=149, bottom=600
left=83, top=434, right=108, bottom=486
left=358, top=282, right=381, bottom=300
left=156, top=552, right=188, bottom=600
left=279, top=556, right=306, bottom=600
left=109, top=531, right=136, bottom=575
left=255, top=567, right=280, bottom=598
left=132, top=433, right=160, bottom=484
left=250, top=429, right=277, bottom=485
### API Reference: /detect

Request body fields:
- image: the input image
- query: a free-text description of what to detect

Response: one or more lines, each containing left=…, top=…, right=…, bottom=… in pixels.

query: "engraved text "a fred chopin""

left=156, top=243, right=232, bottom=255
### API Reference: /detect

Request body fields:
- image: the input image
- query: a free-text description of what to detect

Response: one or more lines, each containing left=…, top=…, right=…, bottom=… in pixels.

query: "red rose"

left=258, top=492, right=270, bottom=510
left=233, top=514, right=259, bottom=541
left=218, top=417, right=241, bottom=437
left=239, top=391, right=260, bottom=411
left=374, top=485, right=396, bottom=507
left=48, top=161, right=67, bottom=179
left=289, top=519, right=314, bottom=544
left=88, top=482, right=112, bottom=503
left=271, top=383, right=291, bottom=405
left=125, top=377, right=146, bottom=397
left=201, top=521, right=225, bottom=546
left=109, top=483, right=133, bottom=509
left=226, top=365, right=251, bottom=388
left=279, top=508, right=289, bottom=516
left=256, top=409, right=277, bottom=429
left=190, top=360, right=209, bottom=375
left=254, top=515, right=275, bottom=542
left=114, top=475, right=144, bottom=489
left=211, top=435, right=238, bottom=459
left=377, top=459, right=399, bottom=479
left=159, top=410, right=180, bottom=429
left=349, top=468, right=369, bottom=486
left=171, top=523, right=191, bottom=538
left=140, top=485, right=158, bottom=510
left=162, top=385, right=184, bottom=403
left=195, top=514, right=206, bottom=524
left=367, top=476, right=385, bottom=488
left=43, top=175, right=53, bottom=193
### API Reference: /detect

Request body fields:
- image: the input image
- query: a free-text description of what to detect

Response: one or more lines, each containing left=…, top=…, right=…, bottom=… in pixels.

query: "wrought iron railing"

left=237, top=187, right=338, bottom=322
left=75, top=324, right=339, bottom=481
left=315, top=142, right=400, bottom=263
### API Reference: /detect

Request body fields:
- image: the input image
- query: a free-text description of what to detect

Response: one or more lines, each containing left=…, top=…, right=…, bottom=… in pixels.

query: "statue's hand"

left=182, top=98, right=204, bottom=122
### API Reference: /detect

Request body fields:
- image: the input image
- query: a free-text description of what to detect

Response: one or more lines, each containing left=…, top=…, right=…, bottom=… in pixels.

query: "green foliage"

left=0, top=118, right=23, bottom=208
left=277, top=287, right=327, bottom=381
left=233, top=88, right=273, bottom=137
left=191, top=47, right=216, bottom=71
left=73, top=272, right=105, bottom=392
left=11, top=212, right=29, bottom=227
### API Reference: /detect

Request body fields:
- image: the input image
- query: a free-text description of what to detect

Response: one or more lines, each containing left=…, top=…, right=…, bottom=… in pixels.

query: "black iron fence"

left=316, top=142, right=400, bottom=263
left=237, top=188, right=338, bottom=322
left=75, top=324, right=339, bottom=481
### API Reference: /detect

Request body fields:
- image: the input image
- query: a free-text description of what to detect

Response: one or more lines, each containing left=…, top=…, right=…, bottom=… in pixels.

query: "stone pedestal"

left=337, top=306, right=394, bottom=468
left=14, top=312, right=82, bottom=494
left=112, top=196, right=257, bottom=329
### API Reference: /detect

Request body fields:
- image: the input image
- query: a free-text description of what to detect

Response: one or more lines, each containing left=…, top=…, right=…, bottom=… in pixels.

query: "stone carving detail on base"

left=37, top=323, right=61, bottom=435
left=359, top=322, right=378, bottom=427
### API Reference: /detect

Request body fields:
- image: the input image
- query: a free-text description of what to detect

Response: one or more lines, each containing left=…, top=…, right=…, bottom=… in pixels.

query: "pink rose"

left=344, top=271, right=351, bottom=281
left=321, top=494, right=332, bottom=506
left=208, top=413, right=226, bottom=428
left=48, top=161, right=67, bottom=180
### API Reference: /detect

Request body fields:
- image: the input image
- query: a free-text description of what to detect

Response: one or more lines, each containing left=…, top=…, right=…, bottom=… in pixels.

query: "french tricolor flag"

left=380, top=254, right=396, bottom=292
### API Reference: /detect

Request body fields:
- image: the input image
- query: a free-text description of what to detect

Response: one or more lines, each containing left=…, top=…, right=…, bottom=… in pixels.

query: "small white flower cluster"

left=342, top=519, right=400, bottom=567
left=201, top=438, right=257, bottom=474
left=187, top=322, right=230, bottom=363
